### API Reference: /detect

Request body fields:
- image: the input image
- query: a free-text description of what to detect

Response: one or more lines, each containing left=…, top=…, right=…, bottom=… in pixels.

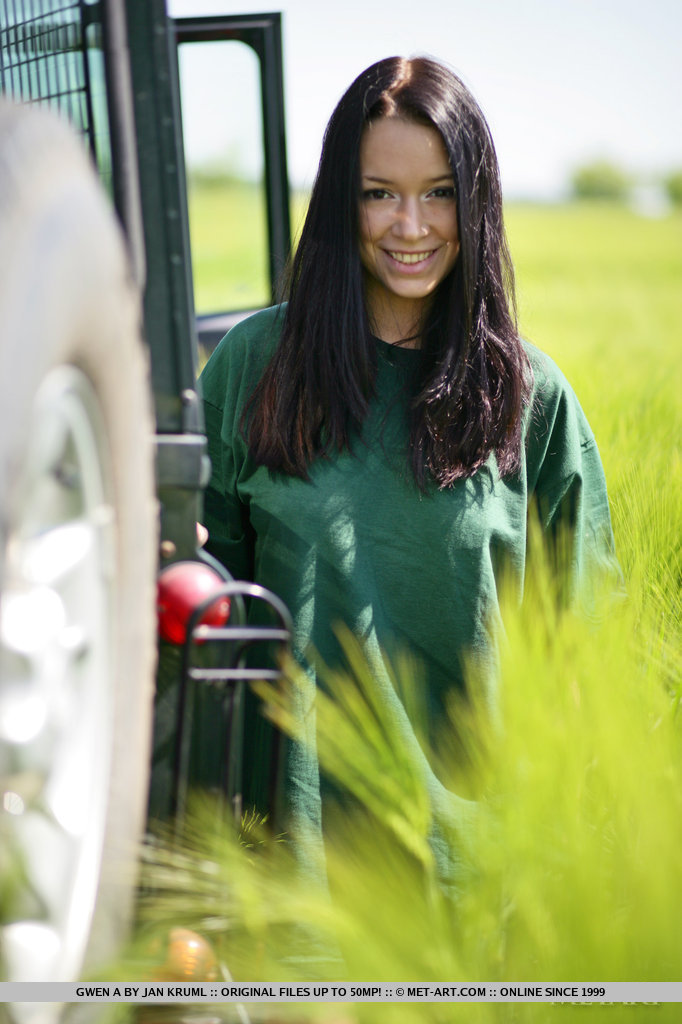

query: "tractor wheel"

left=0, top=99, right=157, bottom=992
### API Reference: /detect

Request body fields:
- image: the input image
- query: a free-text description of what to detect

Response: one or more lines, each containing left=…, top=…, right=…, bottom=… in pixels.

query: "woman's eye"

left=363, top=188, right=392, bottom=200
left=428, top=187, right=456, bottom=199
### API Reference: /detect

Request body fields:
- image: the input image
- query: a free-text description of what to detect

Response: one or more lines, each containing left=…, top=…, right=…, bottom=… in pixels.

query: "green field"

left=186, top=179, right=310, bottom=313
left=136, top=186, right=682, bottom=1008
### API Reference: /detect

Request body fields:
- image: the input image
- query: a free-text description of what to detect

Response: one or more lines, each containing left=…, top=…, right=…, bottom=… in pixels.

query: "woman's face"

left=358, top=116, right=460, bottom=335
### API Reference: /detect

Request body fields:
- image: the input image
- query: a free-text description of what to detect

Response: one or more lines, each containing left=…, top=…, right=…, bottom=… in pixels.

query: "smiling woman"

left=240, top=55, right=530, bottom=488
left=199, top=56, right=620, bottom=894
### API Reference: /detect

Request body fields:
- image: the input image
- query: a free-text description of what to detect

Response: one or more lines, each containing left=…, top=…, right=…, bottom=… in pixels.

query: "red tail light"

left=157, top=561, right=230, bottom=644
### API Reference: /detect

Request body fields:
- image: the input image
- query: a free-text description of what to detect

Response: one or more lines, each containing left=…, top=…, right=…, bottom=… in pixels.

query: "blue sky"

left=169, top=0, right=682, bottom=199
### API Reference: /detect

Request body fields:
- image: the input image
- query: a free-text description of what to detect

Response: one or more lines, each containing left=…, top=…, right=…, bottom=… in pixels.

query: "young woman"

left=200, top=56, right=619, bottom=870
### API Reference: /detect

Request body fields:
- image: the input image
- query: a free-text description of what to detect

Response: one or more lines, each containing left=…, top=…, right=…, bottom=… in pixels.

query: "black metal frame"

left=174, top=14, right=291, bottom=311
left=172, top=581, right=292, bottom=828
left=0, top=0, right=106, bottom=177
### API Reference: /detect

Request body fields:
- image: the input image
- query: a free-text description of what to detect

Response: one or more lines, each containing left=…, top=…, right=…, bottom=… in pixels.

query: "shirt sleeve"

left=198, top=305, right=284, bottom=583
left=199, top=320, right=254, bottom=583
left=202, top=391, right=254, bottom=582
left=523, top=347, right=622, bottom=606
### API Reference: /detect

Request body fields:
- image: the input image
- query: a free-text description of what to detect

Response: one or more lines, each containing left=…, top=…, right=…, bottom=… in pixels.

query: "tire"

left=0, top=99, right=157, bottom=992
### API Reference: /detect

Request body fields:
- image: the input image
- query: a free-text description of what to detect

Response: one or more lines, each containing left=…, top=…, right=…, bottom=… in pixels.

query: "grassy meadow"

left=186, top=177, right=311, bottom=314
left=129, top=184, right=682, bottom=1017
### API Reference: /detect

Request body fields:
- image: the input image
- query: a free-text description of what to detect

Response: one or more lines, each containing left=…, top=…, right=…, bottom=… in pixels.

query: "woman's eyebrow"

left=362, top=174, right=454, bottom=184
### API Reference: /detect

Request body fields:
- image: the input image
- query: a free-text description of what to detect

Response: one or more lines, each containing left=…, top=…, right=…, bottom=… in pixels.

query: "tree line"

left=571, top=159, right=682, bottom=205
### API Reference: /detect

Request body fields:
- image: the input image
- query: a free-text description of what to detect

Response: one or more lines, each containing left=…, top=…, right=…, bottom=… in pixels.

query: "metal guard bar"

left=171, top=578, right=293, bottom=826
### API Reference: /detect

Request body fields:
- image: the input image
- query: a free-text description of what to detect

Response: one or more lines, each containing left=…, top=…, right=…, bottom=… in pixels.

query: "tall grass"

left=505, top=203, right=682, bottom=658
left=122, top=199, right=682, bottom=1020
left=122, top=584, right=682, bottom=1022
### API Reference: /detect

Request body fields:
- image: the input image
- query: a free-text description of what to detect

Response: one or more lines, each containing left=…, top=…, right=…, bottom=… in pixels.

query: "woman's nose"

left=394, top=197, right=428, bottom=239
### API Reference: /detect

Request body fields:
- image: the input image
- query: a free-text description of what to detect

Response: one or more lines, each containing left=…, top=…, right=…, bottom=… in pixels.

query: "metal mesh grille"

left=0, top=0, right=98, bottom=156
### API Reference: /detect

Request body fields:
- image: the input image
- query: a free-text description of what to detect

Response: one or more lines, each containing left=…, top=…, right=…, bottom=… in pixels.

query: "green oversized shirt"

left=200, top=304, right=618, bottom=865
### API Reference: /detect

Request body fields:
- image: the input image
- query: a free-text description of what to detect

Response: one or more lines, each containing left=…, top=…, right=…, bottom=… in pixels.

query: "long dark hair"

left=245, top=56, right=531, bottom=489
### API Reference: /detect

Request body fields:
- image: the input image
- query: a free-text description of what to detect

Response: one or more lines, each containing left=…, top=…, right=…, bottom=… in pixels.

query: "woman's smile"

left=384, top=248, right=439, bottom=268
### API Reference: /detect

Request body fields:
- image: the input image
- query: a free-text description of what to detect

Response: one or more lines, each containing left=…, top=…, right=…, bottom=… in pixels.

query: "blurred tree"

left=663, top=169, right=682, bottom=206
left=571, top=159, right=630, bottom=201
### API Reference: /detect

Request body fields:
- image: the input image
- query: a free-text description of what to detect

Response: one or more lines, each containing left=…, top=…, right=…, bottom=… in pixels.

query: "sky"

left=168, top=0, right=682, bottom=200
